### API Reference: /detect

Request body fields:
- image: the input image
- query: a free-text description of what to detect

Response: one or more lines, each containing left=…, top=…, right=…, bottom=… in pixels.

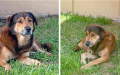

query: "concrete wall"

left=61, top=0, right=120, bottom=20
left=0, top=0, right=58, bottom=18
left=61, top=0, right=72, bottom=13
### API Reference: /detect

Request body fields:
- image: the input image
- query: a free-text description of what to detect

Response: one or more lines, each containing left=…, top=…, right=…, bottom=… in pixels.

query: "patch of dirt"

left=112, top=20, right=120, bottom=26
left=111, top=51, right=118, bottom=56
left=0, top=18, right=6, bottom=27
left=102, top=62, right=116, bottom=69
left=99, top=61, right=117, bottom=75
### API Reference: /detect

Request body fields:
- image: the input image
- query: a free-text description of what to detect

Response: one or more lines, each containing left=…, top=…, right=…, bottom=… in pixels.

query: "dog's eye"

left=18, top=20, right=22, bottom=23
left=28, top=20, right=32, bottom=22
left=91, top=34, right=95, bottom=37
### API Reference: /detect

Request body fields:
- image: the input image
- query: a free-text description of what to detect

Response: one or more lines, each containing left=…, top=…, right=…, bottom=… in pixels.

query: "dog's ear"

left=99, top=26, right=105, bottom=41
left=28, top=12, right=37, bottom=31
left=29, top=12, right=37, bottom=26
left=85, top=26, right=88, bottom=32
left=6, top=15, right=14, bottom=27
left=99, top=26, right=105, bottom=33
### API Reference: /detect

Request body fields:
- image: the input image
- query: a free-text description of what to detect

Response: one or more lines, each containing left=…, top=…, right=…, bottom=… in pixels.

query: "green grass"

left=61, top=13, right=120, bottom=75
left=0, top=17, right=59, bottom=75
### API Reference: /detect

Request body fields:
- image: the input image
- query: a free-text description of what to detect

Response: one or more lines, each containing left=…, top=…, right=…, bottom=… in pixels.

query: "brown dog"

left=74, top=24, right=115, bottom=69
left=0, top=12, right=52, bottom=71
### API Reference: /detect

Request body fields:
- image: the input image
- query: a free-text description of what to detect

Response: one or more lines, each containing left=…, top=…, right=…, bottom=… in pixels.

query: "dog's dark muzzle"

left=84, top=41, right=91, bottom=47
left=25, top=26, right=31, bottom=33
left=21, top=26, right=32, bottom=35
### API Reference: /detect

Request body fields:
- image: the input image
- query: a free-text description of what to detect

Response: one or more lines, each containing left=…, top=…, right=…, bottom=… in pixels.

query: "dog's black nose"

left=85, top=41, right=90, bottom=47
left=25, top=26, right=31, bottom=32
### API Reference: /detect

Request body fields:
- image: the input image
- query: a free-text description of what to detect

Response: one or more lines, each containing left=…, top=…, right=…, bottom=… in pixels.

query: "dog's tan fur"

left=74, top=24, right=115, bottom=69
left=0, top=12, right=51, bottom=71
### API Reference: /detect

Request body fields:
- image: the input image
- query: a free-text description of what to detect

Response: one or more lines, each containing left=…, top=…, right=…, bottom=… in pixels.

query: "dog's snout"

left=25, top=26, right=31, bottom=32
left=85, top=41, right=90, bottom=47
left=22, top=26, right=32, bottom=35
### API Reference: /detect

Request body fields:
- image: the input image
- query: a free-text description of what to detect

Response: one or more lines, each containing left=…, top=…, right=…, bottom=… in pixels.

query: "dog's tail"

left=41, top=43, right=52, bottom=52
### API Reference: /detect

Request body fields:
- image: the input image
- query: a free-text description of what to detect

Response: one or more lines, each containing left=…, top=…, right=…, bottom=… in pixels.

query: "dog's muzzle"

left=25, top=26, right=31, bottom=32
left=84, top=41, right=93, bottom=47
left=21, top=26, right=32, bottom=36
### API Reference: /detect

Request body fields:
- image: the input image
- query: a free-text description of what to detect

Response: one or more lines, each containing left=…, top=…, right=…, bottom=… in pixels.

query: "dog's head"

left=84, top=25, right=105, bottom=47
left=6, top=12, right=37, bottom=36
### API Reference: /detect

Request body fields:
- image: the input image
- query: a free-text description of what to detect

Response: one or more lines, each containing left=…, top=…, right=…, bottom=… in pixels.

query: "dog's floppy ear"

left=29, top=12, right=37, bottom=25
left=6, top=15, right=14, bottom=27
left=85, top=26, right=88, bottom=32
left=99, top=26, right=105, bottom=33
left=28, top=12, right=37, bottom=31
left=99, top=26, right=105, bottom=41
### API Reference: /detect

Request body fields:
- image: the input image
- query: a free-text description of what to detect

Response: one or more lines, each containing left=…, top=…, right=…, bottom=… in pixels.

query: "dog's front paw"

left=46, top=52, right=52, bottom=56
left=81, top=60, right=87, bottom=65
left=34, top=60, right=42, bottom=66
left=34, top=60, right=47, bottom=67
left=80, top=64, right=90, bottom=69
left=5, top=64, right=12, bottom=71
left=80, top=66, right=85, bottom=69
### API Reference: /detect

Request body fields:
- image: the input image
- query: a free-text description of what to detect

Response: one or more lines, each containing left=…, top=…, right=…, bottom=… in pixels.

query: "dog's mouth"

left=20, top=30, right=32, bottom=36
